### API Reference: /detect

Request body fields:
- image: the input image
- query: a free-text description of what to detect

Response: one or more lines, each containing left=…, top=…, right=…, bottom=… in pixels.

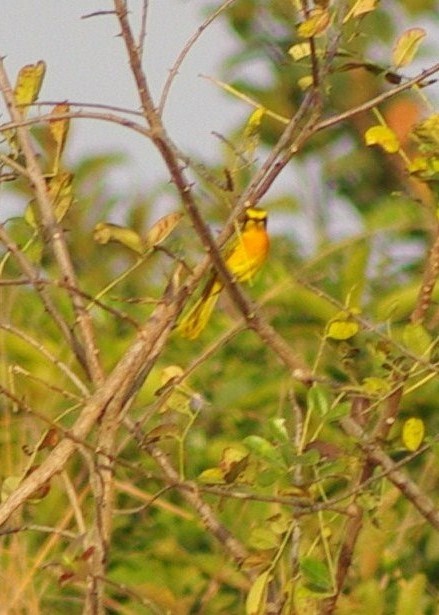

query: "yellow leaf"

left=220, top=447, right=249, bottom=484
left=343, top=0, right=378, bottom=23
left=297, top=8, right=330, bottom=38
left=49, top=102, right=70, bottom=152
left=365, top=125, right=400, bottom=154
left=244, top=108, right=265, bottom=139
left=411, top=114, right=439, bottom=152
left=160, top=365, right=184, bottom=387
left=402, top=417, right=424, bottom=452
left=246, top=570, right=272, bottom=615
left=392, top=28, right=426, bottom=69
left=24, top=199, right=39, bottom=229
left=1, top=476, right=22, bottom=502
left=24, top=172, right=74, bottom=228
left=288, top=42, right=312, bottom=61
left=49, top=171, right=74, bottom=220
left=93, top=222, right=144, bottom=254
left=198, top=467, right=225, bottom=484
left=144, top=211, right=183, bottom=248
left=361, top=377, right=391, bottom=396
left=14, top=61, right=46, bottom=113
left=408, top=156, right=428, bottom=174
left=144, top=424, right=179, bottom=444
left=327, top=320, right=359, bottom=340
left=395, top=574, right=427, bottom=615
left=298, top=75, right=314, bottom=91
left=293, top=584, right=320, bottom=615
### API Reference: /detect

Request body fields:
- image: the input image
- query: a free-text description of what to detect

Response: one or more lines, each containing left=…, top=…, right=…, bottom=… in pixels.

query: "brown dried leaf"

left=144, top=211, right=183, bottom=249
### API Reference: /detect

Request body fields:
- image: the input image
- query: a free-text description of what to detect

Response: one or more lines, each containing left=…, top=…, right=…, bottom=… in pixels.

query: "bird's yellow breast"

left=226, top=220, right=269, bottom=282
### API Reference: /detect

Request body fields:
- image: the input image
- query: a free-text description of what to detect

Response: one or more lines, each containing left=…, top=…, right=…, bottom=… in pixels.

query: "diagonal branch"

left=341, top=415, right=439, bottom=530
left=0, top=285, right=183, bottom=527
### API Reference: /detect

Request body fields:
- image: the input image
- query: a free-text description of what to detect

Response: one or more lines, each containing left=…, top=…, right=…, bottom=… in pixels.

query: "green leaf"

left=289, top=449, right=321, bottom=465
left=373, top=283, right=423, bottom=322
left=392, top=28, right=426, bottom=69
left=248, top=527, right=279, bottom=550
left=326, top=401, right=350, bottom=422
left=300, top=557, right=332, bottom=592
left=287, top=280, right=338, bottom=321
left=268, top=417, right=290, bottom=444
left=327, top=319, right=359, bottom=340
left=243, top=436, right=287, bottom=468
left=307, top=384, right=331, bottom=416
left=402, top=322, right=432, bottom=357
left=340, top=240, right=369, bottom=308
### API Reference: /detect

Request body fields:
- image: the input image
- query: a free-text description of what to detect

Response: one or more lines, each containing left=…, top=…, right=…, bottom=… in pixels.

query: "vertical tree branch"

left=0, top=58, right=104, bottom=386
left=411, top=222, right=439, bottom=324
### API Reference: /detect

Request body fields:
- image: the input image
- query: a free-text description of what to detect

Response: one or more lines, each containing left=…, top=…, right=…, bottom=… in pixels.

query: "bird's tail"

left=177, top=278, right=222, bottom=339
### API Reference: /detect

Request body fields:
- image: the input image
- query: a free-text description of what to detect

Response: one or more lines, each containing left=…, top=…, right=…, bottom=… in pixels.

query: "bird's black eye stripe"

left=244, top=207, right=268, bottom=223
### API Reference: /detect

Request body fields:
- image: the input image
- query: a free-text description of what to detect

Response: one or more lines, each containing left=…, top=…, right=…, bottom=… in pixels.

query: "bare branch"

left=0, top=58, right=104, bottom=385
left=341, top=415, right=439, bottom=530
left=411, top=221, right=439, bottom=324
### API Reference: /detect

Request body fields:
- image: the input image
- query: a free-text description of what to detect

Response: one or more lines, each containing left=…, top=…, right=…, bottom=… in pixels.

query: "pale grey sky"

left=1, top=1, right=243, bottom=212
left=1, top=2, right=438, bottom=244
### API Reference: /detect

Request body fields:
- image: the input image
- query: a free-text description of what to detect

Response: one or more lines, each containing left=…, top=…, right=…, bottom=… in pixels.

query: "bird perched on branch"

left=177, top=207, right=269, bottom=339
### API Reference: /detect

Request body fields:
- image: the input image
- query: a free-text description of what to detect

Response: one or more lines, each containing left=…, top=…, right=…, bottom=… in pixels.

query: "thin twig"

left=0, top=223, right=86, bottom=368
left=0, top=323, right=89, bottom=395
left=158, top=0, right=237, bottom=115
left=137, top=0, right=149, bottom=59
left=313, top=62, right=439, bottom=135
left=0, top=109, right=152, bottom=140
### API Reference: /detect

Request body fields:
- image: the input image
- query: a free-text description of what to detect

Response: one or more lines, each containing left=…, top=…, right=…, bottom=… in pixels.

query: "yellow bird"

left=177, top=207, right=269, bottom=339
